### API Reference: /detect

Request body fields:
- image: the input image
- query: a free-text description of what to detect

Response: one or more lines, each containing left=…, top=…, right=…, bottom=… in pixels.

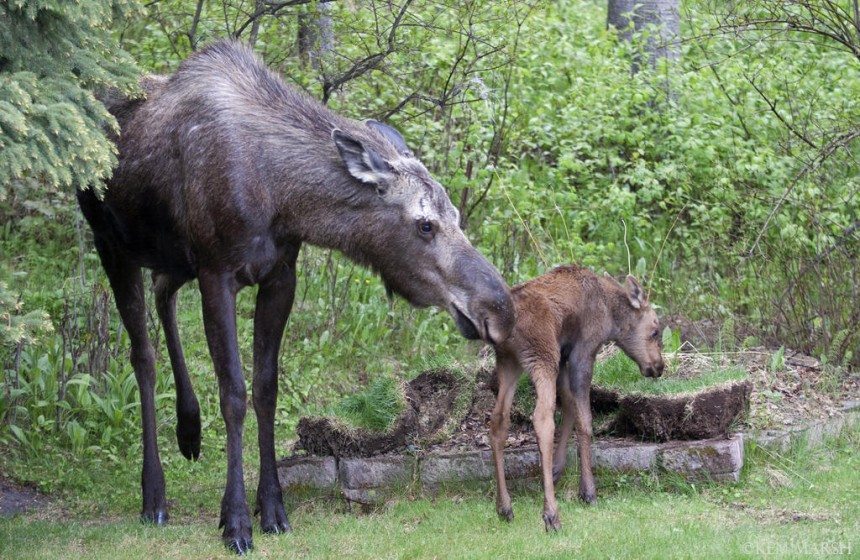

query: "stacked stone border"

left=279, top=435, right=743, bottom=505
left=744, top=399, right=859, bottom=452
left=278, top=400, right=859, bottom=506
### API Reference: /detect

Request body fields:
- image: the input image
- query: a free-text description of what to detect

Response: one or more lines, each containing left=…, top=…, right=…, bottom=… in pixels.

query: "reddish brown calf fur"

left=490, top=265, right=664, bottom=531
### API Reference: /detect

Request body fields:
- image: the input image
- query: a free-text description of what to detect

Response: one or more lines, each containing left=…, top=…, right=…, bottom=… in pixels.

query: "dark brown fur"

left=77, top=41, right=514, bottom=553
left=489, top=265, right=663, bottom=530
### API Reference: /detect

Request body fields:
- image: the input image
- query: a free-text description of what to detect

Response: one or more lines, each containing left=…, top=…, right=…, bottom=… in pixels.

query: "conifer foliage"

left=0, top=0, right=139, bottom=196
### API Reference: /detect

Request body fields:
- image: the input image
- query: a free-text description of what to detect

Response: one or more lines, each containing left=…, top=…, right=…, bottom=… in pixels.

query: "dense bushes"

left=1, top=0, right=857, bottom=460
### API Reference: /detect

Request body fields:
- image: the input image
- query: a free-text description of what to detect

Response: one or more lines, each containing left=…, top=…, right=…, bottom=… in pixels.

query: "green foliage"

left=0, top=0, right=139, bottom=195
left=662, top=327, right=682, bottom=354
left=332, top=375, right=405, bottom=432
left=0, top=281, right=52, bottom=348
left=769, top=346, right=786, bottom=373
left=1, top=0, right=858, bottom=478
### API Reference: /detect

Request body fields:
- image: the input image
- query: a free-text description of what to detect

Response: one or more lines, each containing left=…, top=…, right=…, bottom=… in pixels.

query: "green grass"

left=330, top=375, right=406, bottom=432
left=593, top=352, right=748, bottom=396
left=1, top=426, right=857, bottom=559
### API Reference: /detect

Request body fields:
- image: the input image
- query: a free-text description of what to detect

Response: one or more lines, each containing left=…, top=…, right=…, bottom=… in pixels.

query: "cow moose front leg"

left=95, top=240, right=167, bottom=525
left=153, top=273, right=201, bottom=461
left=570, top=353, right=597, bottom=504
left=253, top=260, right=297, bottom=535
left=198, top=270, right=253, bottom=554
left=530, top=361, right=561, bottom=532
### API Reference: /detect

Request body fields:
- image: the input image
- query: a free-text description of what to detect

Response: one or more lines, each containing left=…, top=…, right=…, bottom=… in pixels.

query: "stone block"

left=658, top=434, right=743, bottom=479
left=277, top=455, right=337, bottom=491
left=339, top=455, right=415, bottom=490
left=592, top=440, right=659, bottom=471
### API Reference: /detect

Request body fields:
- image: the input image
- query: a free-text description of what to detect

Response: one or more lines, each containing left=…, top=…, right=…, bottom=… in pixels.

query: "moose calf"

left=490, top=265, right=664, bottom=531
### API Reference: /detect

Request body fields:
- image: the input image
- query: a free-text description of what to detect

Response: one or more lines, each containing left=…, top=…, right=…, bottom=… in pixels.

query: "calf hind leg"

left=154, top=273, right=201, bottom=460
left=530, top=363, right=560, bottom=532
left=96, top=240, right=168, bottom=524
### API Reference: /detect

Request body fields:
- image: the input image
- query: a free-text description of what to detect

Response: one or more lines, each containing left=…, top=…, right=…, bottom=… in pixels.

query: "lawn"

left=1, top=425, right=856, bottom=559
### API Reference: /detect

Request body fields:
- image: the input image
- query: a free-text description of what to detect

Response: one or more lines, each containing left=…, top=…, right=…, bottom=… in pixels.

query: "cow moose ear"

left=625, top=275, right=646, bottom=310
left=365, top=120, right=414, bottom=157
left=332, top=129, right=393, bottom=187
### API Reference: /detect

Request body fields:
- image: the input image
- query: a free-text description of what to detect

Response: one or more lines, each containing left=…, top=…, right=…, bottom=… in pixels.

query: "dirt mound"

left=0, top=476, right=50, bottom=518
left=296, top=366, right=756, bottom=457
left=612, top=381, right=752, bottom=441
left=297, top=370, right=459, bottom=457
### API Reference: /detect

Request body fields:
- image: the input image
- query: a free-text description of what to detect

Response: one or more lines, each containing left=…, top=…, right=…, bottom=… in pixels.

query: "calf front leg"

left=570, top=354, right=597, bottom=504
left=198, top=270, right=252, bottom=555
left=489, top=354, right=519, bottom=522
left=552, top=368, right=576, bottom=483
left=253, top=261, right=297, bottom=534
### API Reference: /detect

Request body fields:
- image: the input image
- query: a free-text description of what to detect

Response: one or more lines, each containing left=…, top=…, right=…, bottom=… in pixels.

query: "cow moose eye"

left=418, top=220, right=434, bottom=236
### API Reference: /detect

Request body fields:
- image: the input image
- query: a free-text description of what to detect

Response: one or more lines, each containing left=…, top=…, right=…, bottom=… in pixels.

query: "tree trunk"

left=607, top=0, right=680, bottom=73
left=297, top=3, right=334, bottom=70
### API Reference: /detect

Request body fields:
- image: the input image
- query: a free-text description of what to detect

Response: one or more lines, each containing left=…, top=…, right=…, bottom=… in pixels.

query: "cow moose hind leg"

left=153, top=273, right=202, bottom=461
left=95, top=239, right=169, bottom=525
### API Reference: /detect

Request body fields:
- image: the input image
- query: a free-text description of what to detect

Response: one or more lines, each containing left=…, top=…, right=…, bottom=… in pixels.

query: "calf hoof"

left=579, top=490, right=597, bottom=505
left=543, top=511, right=561, bottom=532
left=259, top=501, right=292, bottom=534
left=497, top=506, right=514, bottom=522
left=140, top=508, right=169, bottom=526
left=176, top=408, right=202, bottom=461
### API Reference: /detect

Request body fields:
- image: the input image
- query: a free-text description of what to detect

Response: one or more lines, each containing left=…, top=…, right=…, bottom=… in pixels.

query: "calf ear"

left=625, top=275, right=646, bottom=309
left=332, top=129, right=393, bottom=186
left=366, top=120, right=414, bottom=157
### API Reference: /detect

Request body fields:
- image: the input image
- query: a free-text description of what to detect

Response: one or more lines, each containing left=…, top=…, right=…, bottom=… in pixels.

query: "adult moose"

left=77, top=41, right=515, bottom=554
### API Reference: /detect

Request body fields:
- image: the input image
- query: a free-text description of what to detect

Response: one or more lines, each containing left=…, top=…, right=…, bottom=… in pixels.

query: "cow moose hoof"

left=497, top=506, right=515, bottom=523
left=140, top=508, right=169, bottom=526
left=220, top=505, right=254, bottom=555
left=543, top=511, right=561, bottom=532
left=259, top=501, right=292, bottom=535
left=224, top=535, right=254, bottom=556
left=176, top=406, right=202, bottom=461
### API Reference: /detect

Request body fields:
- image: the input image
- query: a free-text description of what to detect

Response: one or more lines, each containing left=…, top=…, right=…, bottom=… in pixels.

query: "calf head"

left=331, top=121, right=515, bottom=345
left=612, top=275, right=664, bottom=378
